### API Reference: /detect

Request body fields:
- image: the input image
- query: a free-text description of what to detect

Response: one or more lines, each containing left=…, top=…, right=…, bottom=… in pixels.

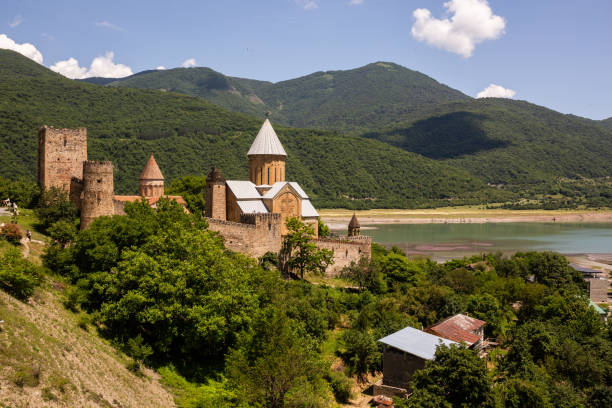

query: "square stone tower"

left=38, top=126, right=88, bottom=191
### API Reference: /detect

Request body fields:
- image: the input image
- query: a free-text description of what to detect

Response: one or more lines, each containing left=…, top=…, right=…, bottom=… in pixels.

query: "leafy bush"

left=0, top=247, right=43, bottom=300
left=0, top=223, right=23, bottom=245
left=327, top=370, right=353, bottom=403
left=35, top=188, right=78, bottom=233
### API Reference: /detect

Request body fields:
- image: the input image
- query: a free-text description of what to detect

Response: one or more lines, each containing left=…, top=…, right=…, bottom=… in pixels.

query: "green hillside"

left=363, top=99, right=612, bottom=188
left=601, top=117, right=612, bottom=130
left=0, top=49, right=494, bottom=209
left=84, top=62, right=470, bottom=131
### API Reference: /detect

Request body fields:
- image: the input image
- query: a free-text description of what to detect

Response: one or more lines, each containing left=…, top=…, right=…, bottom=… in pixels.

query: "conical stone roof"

left=349, top=213, right=361, bottom=229
left=139, top=154, right=164, bottom=180
left=247, top=118, right=287, bottom=156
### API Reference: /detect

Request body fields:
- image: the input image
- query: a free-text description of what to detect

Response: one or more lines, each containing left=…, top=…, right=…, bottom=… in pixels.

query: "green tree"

left=337, top=329, right=380, bottom=378
left=35, top=187, right=78, bottom=232
left=226, top=308, right=329, bottom=408
left=340, top=257, right=386, bottom=293
left=166, top=175, right=207, bottom=215
left=317, top=217, right=330, bottom=238
left=410, top=344, right=493, bottom=408
left=281, top=217, right=333, bottom=280
left=0, top=247, right=43, bottom=300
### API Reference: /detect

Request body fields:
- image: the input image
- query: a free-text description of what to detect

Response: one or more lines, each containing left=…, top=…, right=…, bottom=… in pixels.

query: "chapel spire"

left=139, top=154, right=164, bottom=198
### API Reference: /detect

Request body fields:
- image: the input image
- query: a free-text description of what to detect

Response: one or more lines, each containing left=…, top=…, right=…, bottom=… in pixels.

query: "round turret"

left=348, top=213, right=361, bottom=237
left=205, top=166, right=227, bottom=220
left=139, top=154, right=164, bottom=198
left=80, top=161, right=114, bottom=229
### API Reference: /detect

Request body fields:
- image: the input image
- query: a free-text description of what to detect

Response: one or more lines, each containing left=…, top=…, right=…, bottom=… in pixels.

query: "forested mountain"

left=0, top=49, right=495, bottom=208
left=83, top=62, right=470, bottom=131
left=601, top=117, right=612, bottom=130
left=364, top=99, right=612, bottom=186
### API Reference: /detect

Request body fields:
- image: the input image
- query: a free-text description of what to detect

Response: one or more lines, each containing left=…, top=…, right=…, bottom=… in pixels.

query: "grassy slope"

left=0, top=49, right=493, bottom=208
left=0, top=229, right=175, bottom=408
left=87, top=62, right=470, bottom=131
left=364, top=98, right=612, bottom=185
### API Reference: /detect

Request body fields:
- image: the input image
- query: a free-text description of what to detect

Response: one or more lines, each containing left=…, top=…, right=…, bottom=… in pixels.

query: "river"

left=332, top=222, right=612, bottom=261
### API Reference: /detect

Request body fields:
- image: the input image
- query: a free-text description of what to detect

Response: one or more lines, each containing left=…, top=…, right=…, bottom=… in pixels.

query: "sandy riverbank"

left=320, top=208, right=612, bottom=228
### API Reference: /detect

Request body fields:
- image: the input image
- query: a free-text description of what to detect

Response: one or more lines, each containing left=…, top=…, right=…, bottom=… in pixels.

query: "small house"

left=425, top=314, right=486, bottom=349
left=376, top=327, right=456, bottom=397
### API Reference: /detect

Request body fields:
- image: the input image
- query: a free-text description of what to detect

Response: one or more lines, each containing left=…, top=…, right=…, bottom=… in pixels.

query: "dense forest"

left=2, top=200, right=606, bottom=407
left=0, top=49, right=496, bottom=209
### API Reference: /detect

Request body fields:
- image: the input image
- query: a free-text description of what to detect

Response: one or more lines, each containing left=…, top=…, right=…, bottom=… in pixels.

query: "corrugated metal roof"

left=237, top=200, right=269, bottom=214
left=589, top=299, right=607, bottom=315
left=378, top=326, right=456, bottom=360
left=425, top=314, right=485, bottom=346
left=302, top=200, right=319, bottom=218
left=247, top=119, right=287, bottom=156
left=226, top=180, right=261, bottom=199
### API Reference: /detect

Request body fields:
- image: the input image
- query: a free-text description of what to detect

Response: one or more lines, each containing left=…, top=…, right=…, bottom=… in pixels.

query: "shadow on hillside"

left=364, top=111, right=509, bottom=159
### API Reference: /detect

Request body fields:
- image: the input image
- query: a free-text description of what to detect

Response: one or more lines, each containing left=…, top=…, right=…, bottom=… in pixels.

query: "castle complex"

left=37, top=119, right=370, bottom=275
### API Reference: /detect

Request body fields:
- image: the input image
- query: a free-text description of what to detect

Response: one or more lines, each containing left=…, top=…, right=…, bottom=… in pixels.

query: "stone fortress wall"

left=206, top=213, right=283, bottom=258
left=80, top=161, right=114, bottom=230
left=38, top=126, right=87, bottom=192
left=313, top=235, right=372, bottom=276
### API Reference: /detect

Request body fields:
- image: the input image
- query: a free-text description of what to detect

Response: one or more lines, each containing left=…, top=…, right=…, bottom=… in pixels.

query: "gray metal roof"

left=288, top=182, right=309, bottom=199
left=226, top=180, right=261, bottom=200
left=263, top=181, right=310, bottom=200
left=237, top=200, right=269, bottom=214
left=378, top=326, right=456, bottom=360
left=302, top=200, right=319, bottom=218
left=247, top=119, right=287, bottom=156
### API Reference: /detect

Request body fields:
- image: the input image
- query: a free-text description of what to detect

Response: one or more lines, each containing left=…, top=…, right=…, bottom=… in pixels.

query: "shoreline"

left=320, top=208, right=612, bottom=227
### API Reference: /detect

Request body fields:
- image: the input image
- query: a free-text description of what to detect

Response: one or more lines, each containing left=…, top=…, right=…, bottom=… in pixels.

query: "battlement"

left=206, top=217, right=257, bottom=230
left=240, top=212, right=282, bottom=226
left=314, top=237, right=371, bottom=246
left=70, top=176, right=83, bottom=185
left=84, top=160, right=113, bottom=169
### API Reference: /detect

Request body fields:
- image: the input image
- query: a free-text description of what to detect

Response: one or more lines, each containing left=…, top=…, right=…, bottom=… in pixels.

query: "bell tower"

left=247, top=117, right=286, bottom=186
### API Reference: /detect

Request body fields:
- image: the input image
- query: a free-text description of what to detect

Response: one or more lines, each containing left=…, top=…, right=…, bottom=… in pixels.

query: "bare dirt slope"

left=0, top=280, right=176, bottom=408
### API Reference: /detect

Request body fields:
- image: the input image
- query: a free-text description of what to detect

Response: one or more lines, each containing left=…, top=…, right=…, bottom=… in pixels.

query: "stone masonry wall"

left=38, top=126, right=87, bottom=191
left=81, top=161, right=114, bottom=230
left=206, top=215, right=282, bottom=258
left=314, top=236, right=371, bottom=276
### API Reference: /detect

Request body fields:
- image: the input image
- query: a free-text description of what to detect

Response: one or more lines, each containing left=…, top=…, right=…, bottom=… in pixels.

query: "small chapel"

left=205, top=118, right=319, bottom=236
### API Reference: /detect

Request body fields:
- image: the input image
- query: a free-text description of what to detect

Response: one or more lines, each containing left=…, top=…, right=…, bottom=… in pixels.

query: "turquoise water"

left=334, top=223, right=612, bottom=260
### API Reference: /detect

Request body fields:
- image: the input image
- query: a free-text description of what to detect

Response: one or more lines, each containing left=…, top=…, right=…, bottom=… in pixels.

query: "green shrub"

left=77, top=313, right=90, bottom=330
left=62, top=287, right=85, bottom=312
left=327, top=370, right=353, bottom=403
left=12, top=364, right=41, bottom=388
left=0, top=247, right=43, bottom=300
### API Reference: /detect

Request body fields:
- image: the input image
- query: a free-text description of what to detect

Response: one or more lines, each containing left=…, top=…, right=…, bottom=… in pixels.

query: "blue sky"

left=2, top=0, right=611, bottom=119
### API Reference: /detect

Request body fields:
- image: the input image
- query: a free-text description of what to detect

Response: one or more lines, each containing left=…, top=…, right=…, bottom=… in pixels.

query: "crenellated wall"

left=314, top=236, right=372, bottom=276
left=206, top=213, right=283, bottom=258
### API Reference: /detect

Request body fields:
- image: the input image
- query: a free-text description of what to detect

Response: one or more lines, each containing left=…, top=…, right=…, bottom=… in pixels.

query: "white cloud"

left=0, top=33, right=43, bottom=63
left=156, top=66, right=166, bottom=70
left=349, top=0, right=364, bottom=5
left=296, top=0, right=319, bottom=10
left=476, top=84, right=515, bottom=99
left=51, top=51, right=133, bottom=79
left=95, top=21, right=123, bottom=31
left=181, top=58, right=196, bottom=68
left=8, top=15, right=23, bottom=28
left=411, top=0, right=506, bottom=58
left=50, top=58, right=87, bottom=79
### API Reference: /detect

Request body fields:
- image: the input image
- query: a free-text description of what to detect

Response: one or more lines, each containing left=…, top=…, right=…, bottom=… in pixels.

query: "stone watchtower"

left=348, top=214, right=361, bottom=237
left=80, top=161, right=114, bottom=230
left=247, top=118, right=287, bottom=186
left=139, top=155, right=164, bottom=198
left=38, top=126, right=87, bottom=191
left=205, top=167, right=226, bottom=220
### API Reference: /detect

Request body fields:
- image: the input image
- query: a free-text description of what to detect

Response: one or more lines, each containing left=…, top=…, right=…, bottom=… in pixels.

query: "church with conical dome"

left=205, top=118, right=319, bottom=236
